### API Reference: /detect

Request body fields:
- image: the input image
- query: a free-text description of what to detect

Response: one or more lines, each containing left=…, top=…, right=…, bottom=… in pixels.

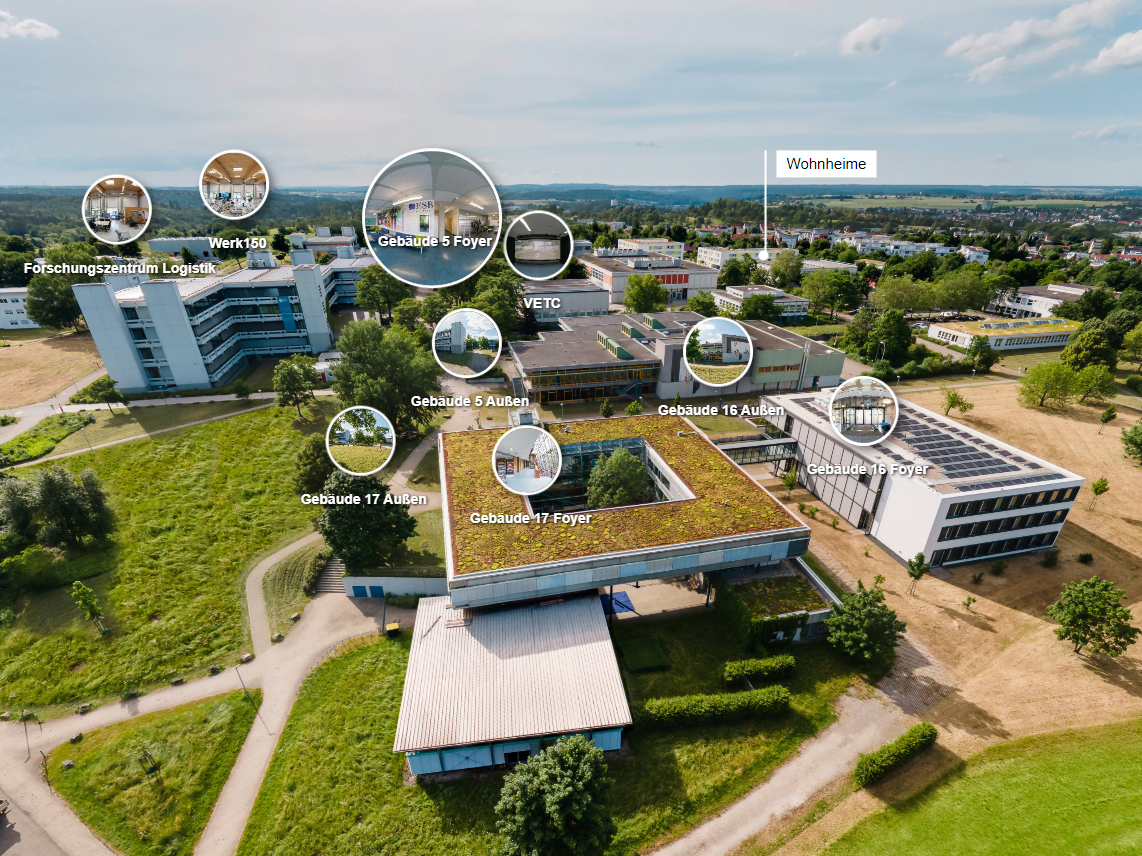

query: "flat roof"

left=581, top=253, right=712, bottom=273
left=930, top=317, right=1080, bottom=338
left=521, top=279, right=609, bottom=294
left=392, top=594, right=631, bottom=754
left=441, top=414, right=802, bottom=575
left=767, top=393, right=1082, bottom=495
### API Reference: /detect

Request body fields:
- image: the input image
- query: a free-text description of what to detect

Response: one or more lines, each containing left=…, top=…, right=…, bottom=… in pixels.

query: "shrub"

left=302, top=548, right=330, bottom=592
left=384, top=593, right=424, bottom=609
left=806, top=506, right=819, bottom=519
left=989, top=560, right=1007, bottom=576
left=0, top=411, right=94, bottom=466
left=1041, top=549, right=1060, bottom=568
left=852, top=722, right=939, bottom=787
left=723, top=654, right=795, bottom=686
left=797, top=502, right=806, bottom=512
left=970, top=572, right=984, bottom=584
left=1125, top=375, right=1142, bottom=394
left=1078, top=552, right=1094, bottom=565
left=633, top=686, right=791, bottom=728
left=0, top=415, right=15, bottom=427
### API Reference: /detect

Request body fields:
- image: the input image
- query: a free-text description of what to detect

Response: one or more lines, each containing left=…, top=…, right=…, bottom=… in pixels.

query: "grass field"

left=0, top=332, right=101, bottom=407
left=236, top=637, right=504, bottom=856
left=688, top=412, right=757, bottom=437
left=436, top=348, right=497, bottom=377
left=48, top=690, right=261, bottom=856
left=823, top=718, right=1142, bottom=856
left=50, top=401, right=266, bottom=456
left=408, top=445, right=440, bottom=489
left=376, top=410, right=452, bottom=478
left=690, top=364, right=750, bottom=385
left=0, top=411, right=93, bottom=464
left=328, top=443, right=393, bottom=473
left=0, top=399, right=339, bottom=711
left=262, top=535, right=325, bottom=640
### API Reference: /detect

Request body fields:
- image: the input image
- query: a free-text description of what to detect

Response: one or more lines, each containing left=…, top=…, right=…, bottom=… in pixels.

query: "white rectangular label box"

left=776, top=151, right=877, bottom=178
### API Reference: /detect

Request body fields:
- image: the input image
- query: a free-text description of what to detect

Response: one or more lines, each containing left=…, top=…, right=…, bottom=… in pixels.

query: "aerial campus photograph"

left=2, top=3, right=1142, bottom=856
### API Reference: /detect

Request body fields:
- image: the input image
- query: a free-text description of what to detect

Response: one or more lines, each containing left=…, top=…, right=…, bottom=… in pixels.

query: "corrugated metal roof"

left=392, top=594, right=631, bottom=753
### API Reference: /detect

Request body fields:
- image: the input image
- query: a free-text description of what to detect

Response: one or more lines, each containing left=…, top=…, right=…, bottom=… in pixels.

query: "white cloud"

left=947, top=0, right=1124, bottom=62
left=0, top=10, right=58, bottom=39
left=840, top=18, right=904, bottom=56
left=1074, top=121, right=1142, bottom=140
left=991, top=153, right=1009, bottom=162
left=1082, top=29, right=1142, bottom=71
left=884, top=80, right=898, bottom=89
left=968, top=38, right=1082, bottom=81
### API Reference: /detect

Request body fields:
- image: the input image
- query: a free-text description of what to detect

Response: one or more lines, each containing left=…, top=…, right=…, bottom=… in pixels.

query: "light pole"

left=896, top=374, right=901, bottom=388
left=971, top=369, right=977, bottom=381
left=79, top=425, right=93, bottom=452
left=874, top=340, right=886, bottom=363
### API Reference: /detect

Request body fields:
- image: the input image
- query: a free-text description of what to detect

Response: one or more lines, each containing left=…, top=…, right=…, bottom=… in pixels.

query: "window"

left=146, top=367, right=161, bottom=379
left=138, top=347, right=154, bottom=360
left=123, top=307, right=139, bottom=320
left=131, top=327, right=146, bottom=341
left=502, top=750, right=531, bottom=765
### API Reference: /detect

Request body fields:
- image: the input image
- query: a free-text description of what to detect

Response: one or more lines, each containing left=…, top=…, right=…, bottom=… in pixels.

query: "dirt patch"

left=1, top=333, right=101, bottom=406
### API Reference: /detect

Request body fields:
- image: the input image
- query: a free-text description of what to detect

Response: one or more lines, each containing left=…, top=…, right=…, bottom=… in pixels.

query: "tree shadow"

left=925, top=688, right=1011, bottom=741
left=865, top=742, right=966, bottom=807
left=1081, top=653, right=1142, bottom=698
left=934, top=603, right=996, bottom=633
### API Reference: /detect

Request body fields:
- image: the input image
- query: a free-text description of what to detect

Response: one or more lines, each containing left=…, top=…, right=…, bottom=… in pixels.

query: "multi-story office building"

left=617, top=237, right=684, bottom=258
left=508, top=312, right=843, bottom=404
left=695, top=246, right=768, bottom=269
left=146, top=237, right=221, bottom=261
left=289, top=226, right=359, bottom=256
left=581, top=250, right=717, bottom=305
left=522, top=280, right=610, bottom=323
left=0, top=287, right=39, bottom=328
left=985, top=282, right=1103, bottom=318
left=763, top=392, right=1083, bottom=568
left=712, top=285, right=809, bottom=322
left=73, top=248, right=371, bottom=392
left=435, top=319, right=466, bottom=354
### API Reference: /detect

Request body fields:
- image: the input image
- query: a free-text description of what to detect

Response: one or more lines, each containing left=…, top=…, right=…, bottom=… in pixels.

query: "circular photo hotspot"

left=200, top=150, right=268, bottom=219
left=325, top=406, right=396, bottom=476
left=828, top=377, right=899, bottom=446
left=433, top=308, right=501, bottom=379
left=363, top=148, right=502, bottom=288
left=504, top=210, right=574, bottom=280
left=493, top=426, right=563, bottom=496
left=683, top=317, right=754, bottom=388
left=82, top=175, right=151, bottom=245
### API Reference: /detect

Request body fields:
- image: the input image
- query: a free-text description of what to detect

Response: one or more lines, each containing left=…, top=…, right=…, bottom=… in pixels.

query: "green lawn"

left=992, top=346, right=1066, bottom=373
left=329, top=444, right=393, bottom=473
left=606, top=612, right=868, bottom=854
left=0, top=399, right=339, bottom=712
left=0, top=411, right=93, bottom=465
left=50, top=401, right=265, bottom=456
left=690, top=364, right=750, bottom=385
left=735, top=575, right=828, bottom=618
left=48, top=690, right=261, bottom=856
left=688, top=412, right=757, bottom=437
left=375, top=409, right=451, bottom=478
left=0, top=327, right=72, bottom=343
left=237, top=638, right=504, bottom=856
left=262, top=536, right=326, bottom=640
left=354, top=509, right=445, bottom=578
left=823, top=718, right=1142, bottom=856
left=408, top=445, right=440, bottom=489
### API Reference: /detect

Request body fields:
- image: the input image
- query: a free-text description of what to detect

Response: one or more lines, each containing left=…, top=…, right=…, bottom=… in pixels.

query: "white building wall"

left=72, top=282, right=150, bottom=392
left=140, top=280, right=211, bottom=388
left=0, top=287, right=39, bottom=328
left=292, top=264, right=334, bottom=353
left=867, top=474, right=946, bottom=563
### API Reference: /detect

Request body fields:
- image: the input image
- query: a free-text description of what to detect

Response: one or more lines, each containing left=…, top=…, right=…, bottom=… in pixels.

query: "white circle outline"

left=198, top=149, right=270, bottom=221
left=432, top=308, right=502, bottom=380
left=492, top=426, right=564, bottom=497
left=827, top=377, right=900, bottom=447
left=325, top=405, right=397, bottom=476
left=503, top=210, right=575, bottom=281
left=80, top=175, right=152, bottom=246
left=682, top=317, right=755, bottom=389
left=361, top=147, right=503, bottom=289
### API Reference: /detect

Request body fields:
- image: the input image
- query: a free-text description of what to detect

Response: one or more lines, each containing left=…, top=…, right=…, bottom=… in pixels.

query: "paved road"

left=0, top=784, right=68, bottom=856
left=0, top=365, right=108, bottom=446
left=245, top=532, right=324, bottom=656
left=652, top=692, right=912, bottom=856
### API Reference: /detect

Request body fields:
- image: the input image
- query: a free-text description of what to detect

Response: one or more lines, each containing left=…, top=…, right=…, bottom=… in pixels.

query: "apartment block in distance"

left=73, top=248, right=370, bottom=392
left=0, top=286, right=39, bottom=328
left=763, top=392, right=1083, bottom=568
left=617, top=237, right=683, bottom=258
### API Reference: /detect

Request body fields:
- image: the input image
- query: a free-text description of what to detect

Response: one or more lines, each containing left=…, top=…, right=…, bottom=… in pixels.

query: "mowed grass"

left=823, top=718, right=1142, bottom=856
left=328, top=444, right=393, bottom=473
left=48, top=690, right=262, bottom=856
left=688, top=412, right=757, bottom=437
left=0, top=400, right=338, bottom=709
left=51, top=401, right=267, bottom=455
left=262, top=536, right=325, bottom=640
left=606, top=612, right=869, bottom=854
left=408, top=445, right=440, bottom=489
left=689, top=364, right=749, bottom=385
left=236, top=638, right=504, bottom=856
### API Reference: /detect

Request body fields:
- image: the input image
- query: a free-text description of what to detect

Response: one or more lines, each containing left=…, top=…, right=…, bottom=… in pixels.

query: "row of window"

left=947, top=487, right=1077, bottom=519
left=526, top=366, right=660, bottom=387
left=756, top=364, right=801, bottom=374
left=932, top=531, right=1057, bottom=566
left=646, top=458, right=671, bottom=493
left=938, top=508, right=1067, bottom=542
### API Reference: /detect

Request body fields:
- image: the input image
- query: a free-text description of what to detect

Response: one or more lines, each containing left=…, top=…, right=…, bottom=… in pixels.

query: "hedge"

left=633, top=686, right=791, bottom=729
left=0, top=411, right=94, bottom=467
left=723, top=654, right=795, bottom=686
left=852, top=722, right=938, bottom=787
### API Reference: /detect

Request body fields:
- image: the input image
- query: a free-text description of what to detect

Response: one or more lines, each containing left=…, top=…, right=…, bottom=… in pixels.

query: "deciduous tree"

left=71, top=581, right=102, bottom=621
left=622, top=274, right=667, bottom=313
left=940, top=385, right=974, bottom=417
left=317, top=471, right=417, bottom=569
left=1017, top=362, right=1076, bottom=409
left=825, top=581, right=906, bottom=662
left=85, top=376, right=128, bottom=412
left=1075, top=364, right=1118, bottom=404
left=685, top=290, right=717, bottom=317
left=1099, top=405, right=1117, bottom=433
left=272, top=354, right=317, bottom=416
left=1048, top=576, right=1140, bottom=656
left=1061, top=328, right=1118, bottom=372
left=586, top=448, right=652, bottom=509
left=354, top=264, right=409, bottom=320
left=293, top=433, right=334, bottom=494
left=496, top=735, right=617, bottom=856
left=906, top=552, right=928, bottom=596
left=1088, top=476, right=1109, bottom=510
left=737, top=293, right=780, bottom=323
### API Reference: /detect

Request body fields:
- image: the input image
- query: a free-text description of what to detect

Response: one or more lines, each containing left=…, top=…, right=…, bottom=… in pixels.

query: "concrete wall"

left=141, top=280, right=211, bottom=388
left=292, top=264, right=334, bottom=353
left=343, top=576, right=449, bottom=597
left=405, top=728, right=623, bottom=775
left=72, top=282, right=150, bottom=392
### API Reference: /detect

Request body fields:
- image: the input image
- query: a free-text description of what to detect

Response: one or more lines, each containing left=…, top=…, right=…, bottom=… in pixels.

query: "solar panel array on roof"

left=894, top=412, right=1019, bottom=480
left=953, top=472, right=1064, bottom=492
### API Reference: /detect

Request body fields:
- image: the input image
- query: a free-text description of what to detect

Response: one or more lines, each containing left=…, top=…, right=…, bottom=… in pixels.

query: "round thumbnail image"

left=326, top=406, right=396, bottom=476
left=433, top=308, right=501, bottom=379
left=200, top=150, right=269, bottom=219
left=828, top=377, right=899, bottom=446
left=683, top=317, right=754, bottom=388
left=493, top=426, right=563, bottom=496
left=82, top=175, right=151, bottom=245
left=503, top=210, right=574, bottom=280
left=363, top=148, right=502, bottom=288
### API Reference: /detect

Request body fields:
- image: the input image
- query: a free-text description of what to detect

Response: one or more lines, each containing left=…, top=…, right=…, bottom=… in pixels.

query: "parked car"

left=0, top=797, right=9, bottom=815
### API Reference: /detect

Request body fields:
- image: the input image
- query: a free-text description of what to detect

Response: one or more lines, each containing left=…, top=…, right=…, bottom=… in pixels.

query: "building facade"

left=762, top=393, right=1083, bottom=568
left=581, top=249, right=717, bottom=305
left=927, top=317, right=1079, bottom=350
left=0, top=287, right=39, bottom=328
left=522, top=279, right=610, bottom=323
left=712, top=285, right=810, bottom=322
left=617, top=237, right=684, bottom=257
left=72, top=248, right=371, bottom=392
left=146, top=237, right=221, bottom=261
left=985, top=282, right=1102, bottom=318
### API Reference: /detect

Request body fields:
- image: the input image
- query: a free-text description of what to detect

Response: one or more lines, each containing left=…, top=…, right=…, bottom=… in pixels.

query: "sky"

left=444, top=310, right=500, bottom=342
left=2, top=1, right=1142, bottom=187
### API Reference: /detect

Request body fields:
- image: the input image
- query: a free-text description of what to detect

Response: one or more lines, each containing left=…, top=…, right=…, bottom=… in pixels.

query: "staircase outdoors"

left=314, top=556, right=346, bottom=594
